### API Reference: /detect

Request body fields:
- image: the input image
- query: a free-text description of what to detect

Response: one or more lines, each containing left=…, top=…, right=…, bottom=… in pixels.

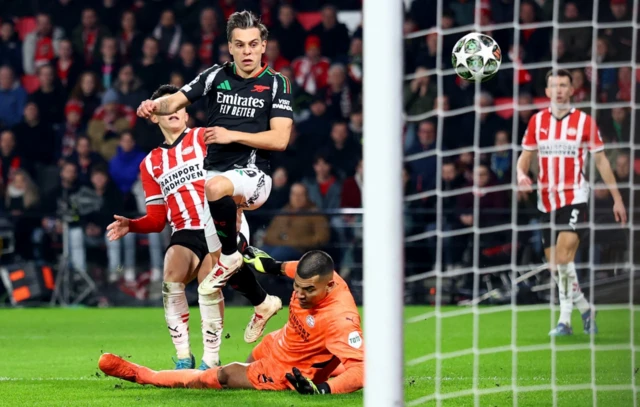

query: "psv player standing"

left=136, top=11, right=293, bottom=298
left=517, top=69, right=627, bottom=336
left=109, top=84, right=282, bottom=370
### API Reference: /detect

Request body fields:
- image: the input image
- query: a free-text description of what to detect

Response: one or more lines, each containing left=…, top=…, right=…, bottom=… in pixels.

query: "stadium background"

left=0, top=0, right=637, bottom=308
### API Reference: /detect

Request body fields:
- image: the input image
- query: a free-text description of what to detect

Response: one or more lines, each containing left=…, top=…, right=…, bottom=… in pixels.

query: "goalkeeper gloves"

left=242, top=246, right=282, bottom=276
left=285, top=367, right=331, bottom=395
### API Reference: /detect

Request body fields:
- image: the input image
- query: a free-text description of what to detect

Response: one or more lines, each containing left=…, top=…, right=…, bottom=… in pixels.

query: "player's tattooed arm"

left=153, top=92, right=191, bottom=116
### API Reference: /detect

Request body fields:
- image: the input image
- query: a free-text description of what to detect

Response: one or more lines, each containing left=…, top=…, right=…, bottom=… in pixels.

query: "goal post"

left=362, top=0, right=404, bottom=406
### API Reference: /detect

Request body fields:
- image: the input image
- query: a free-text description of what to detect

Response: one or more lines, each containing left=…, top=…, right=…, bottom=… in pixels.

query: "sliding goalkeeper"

left=99, top=250, right=364, bottom=395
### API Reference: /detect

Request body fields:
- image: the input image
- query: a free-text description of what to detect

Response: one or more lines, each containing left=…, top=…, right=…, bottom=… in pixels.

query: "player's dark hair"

left=545, top=69, right=573, bottom=86
left=151, top=84, right=180, bottom=100
left=296, top=251, right=334, bottom=279
left=226, top=11, right=268, bottom=42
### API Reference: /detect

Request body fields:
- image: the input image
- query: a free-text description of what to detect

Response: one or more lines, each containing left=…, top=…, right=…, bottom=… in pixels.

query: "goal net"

left=399, top=0, right=640, bottom=406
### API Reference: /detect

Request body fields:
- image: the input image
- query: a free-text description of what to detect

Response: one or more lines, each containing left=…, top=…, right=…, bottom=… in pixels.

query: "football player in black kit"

left=136, top=10, right=293, bottom=367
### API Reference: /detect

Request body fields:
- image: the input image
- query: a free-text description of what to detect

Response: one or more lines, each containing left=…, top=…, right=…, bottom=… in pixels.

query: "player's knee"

left=205, top=176, right=233, bottom=201
left=217, top=365, right=229, bottom=386
left=555, top=250, right=573, bottom=266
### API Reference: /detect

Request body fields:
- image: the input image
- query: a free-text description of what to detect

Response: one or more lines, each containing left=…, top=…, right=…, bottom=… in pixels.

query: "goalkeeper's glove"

left=285, top=367, right=331, bottom=395
left=242, top=246, right=282, bottom=276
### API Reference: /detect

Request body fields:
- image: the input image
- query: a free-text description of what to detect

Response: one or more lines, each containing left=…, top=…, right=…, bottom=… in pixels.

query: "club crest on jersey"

left=251, top=84, right=270, bottom=93
left=182, top=146, right=194, bottom=155
left=567, top=128, right=577, bottom=137
left=306, top=315, right=315, bottom=328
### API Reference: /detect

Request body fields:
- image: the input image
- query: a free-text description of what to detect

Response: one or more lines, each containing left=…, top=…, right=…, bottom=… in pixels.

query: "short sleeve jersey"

left=179, top=62, right=293, bottom=174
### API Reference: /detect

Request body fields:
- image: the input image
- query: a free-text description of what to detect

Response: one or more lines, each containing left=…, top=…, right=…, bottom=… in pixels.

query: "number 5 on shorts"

left=569, top=209, right=579, bottom=229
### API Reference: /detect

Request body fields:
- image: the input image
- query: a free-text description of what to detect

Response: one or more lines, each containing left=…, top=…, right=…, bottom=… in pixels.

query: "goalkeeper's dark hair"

left=226, top=11, right=268, bottom=42
left=296, top=251, right=334, bottom=279
left=151, top=84, right=180, bottom=100
left=545, top=69, right=572, bottom=86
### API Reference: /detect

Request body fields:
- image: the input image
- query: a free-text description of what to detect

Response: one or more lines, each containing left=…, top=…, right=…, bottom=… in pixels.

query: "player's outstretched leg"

left=163, top=246, right=199, bottom=368
left=548, top=232, right=583, bottom=337
left=99, top=353, right=223, bottom=389
left=228, top=265, right=283, bottom=343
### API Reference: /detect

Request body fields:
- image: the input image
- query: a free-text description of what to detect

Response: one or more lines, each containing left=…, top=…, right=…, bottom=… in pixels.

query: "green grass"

left=0, top=306, right=638, bottom=406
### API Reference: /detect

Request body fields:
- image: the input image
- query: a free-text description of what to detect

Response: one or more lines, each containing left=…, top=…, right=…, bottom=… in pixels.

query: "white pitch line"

left=0, top=376, right=107, bottom=381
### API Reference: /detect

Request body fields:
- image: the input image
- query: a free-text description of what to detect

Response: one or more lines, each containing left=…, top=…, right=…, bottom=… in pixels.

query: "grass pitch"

left=0, top=306, right=637, bottom=406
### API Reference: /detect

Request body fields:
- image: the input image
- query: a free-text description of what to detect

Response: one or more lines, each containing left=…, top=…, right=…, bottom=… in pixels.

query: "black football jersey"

left=179, top=62, right=293, bottom=174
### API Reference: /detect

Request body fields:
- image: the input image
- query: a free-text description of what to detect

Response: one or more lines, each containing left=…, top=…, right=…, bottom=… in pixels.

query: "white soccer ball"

left=451, top=32, right=502, bottom=82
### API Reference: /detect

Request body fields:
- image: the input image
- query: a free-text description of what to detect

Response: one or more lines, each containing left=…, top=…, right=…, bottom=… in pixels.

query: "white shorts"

left=204, top=210, right=250, bottom=253
left=206, top=168, right=272, bottom=211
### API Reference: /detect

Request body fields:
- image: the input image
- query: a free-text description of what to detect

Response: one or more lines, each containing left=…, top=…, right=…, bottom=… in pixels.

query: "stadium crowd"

left=0, top=0, right=638, bottom=304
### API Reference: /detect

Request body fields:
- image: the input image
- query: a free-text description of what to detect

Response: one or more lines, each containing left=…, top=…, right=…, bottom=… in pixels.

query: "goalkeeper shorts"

left=247, top=330, right=291, bottom=391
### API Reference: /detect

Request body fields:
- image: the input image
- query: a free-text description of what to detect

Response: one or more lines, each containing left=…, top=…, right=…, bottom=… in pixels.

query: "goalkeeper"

left=99, top=250, right=364, bottom=395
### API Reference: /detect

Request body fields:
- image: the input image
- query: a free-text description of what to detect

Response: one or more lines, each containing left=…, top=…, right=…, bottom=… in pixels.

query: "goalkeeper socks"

left=566, top=262, right=592, bottom=315
left=162, top=282, right=191, bottom=359
left=209, top=196, right=238, bottom=255
left=199, top=291, right=224, bottom=367
left=228, top=265, right=268, bottom=306
left=139, top=365, right=222, bottom=389
left=556, top=264, right=573, bottom=326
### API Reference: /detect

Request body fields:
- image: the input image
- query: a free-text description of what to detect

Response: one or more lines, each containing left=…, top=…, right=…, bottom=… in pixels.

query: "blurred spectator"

left=601, top=0, right=632, bottom=62
left=46, top=0, right=83, bottom=37
left=217, top=43, right=232, bottom=64
left=22, top=13, right=64, bottom=75
left=91, top=37, right=121, bottom=89
left=588, top=37, right=617, bottom=94
left=0, top=130, right=23, bottom=186
left=57, top=100, right=86, bottom=162
left=271, top=126, right=308, bottom=183
left=135, top=37, right=169, bottom=94
left=406, top=120, right=437, bottom=192
left=87, top=92, right=131, bottom=160
left=270, top=4, right=305, bottom=61
left=29, top=64, right=66, bottom=125
left=340, top=159, right=363, bottom=210
left=170, top=72, right=185, bottom=88
left=262, top=183, right=330, bottom=260
left=607, top=67, right=634, bottom=102
left=489, top=130, right=512, bottom=184
left=264, top=39, right=290, bottom=72
left=476, top=92, right=509, bottom=148
left=403, top=18, right=421, bottom=75
left=348, top=108, right=363, bottom=143
left=72, top=7, right=111, bottom=66
left=0, top=21, right=22, bottom=75
left=262, top=166, right=291, bottom=213
left=0, top=65, right=27, bottom=128
left=449, top=0, right=475, bottom=27
left=292, top=36, right=330, bottom=95
left=5, top=169, right=40, bottom=260
left=118, top=10, right=144, bottom=63
left=601, top=107, right=631, bottom=145
left=109, top=131, right=145, bottom=196
left=189, top=7, right=221, bottom=67
left=309, top=5, right=350, bottom=59
left=322, top=63, right=356, bottom=120
left=12, top=102, right=56, bottom=167
left=70, top=71, right=104, bottom=126
left=68, top=136, right=106, bottom=186
left=279, top=65, right=312, bottom=118
left=102, top=64, right=149, bottom=110
left=404, top=67, right=436, bottom=118
left=174, top=42, right=201, bottom=83
left=95, top=0, right=124, bottom=32
left=303, top=154, right=342, bottom=210
left=53, top=39, right=82, bottom=95
left=153, top=9, right=183, bottom=60
left=457, top=152, right=475, bottom=184
left=518, top=1, right=550, bottom=64
left=559, top=1, right=591, bottom=59
left=546, top=37, right=576, bottom=64
left=80, top=165, right=136, bottom=283
left=438, top=95, right=473, bottom=150
left=37, top=162, right=86, bottom=273
left=323, top=120, right=361, bottom=179
left=516, top=93, right=535, bottom=138
left=571, top=68, right=590, bottom=103
left=296, top=96, right=332, bottom=157
left=346, top=37, right=362, bottom=84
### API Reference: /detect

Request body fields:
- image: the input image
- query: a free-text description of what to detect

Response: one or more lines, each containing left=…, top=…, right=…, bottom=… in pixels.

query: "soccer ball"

left=451, top=33, right=502, bottom=82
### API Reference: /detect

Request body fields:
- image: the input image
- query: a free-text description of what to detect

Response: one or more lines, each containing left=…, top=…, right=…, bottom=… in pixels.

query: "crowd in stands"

left=0, top=0, right=638, bottom=301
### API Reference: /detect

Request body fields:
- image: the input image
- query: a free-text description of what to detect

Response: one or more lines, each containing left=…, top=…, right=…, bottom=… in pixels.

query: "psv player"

left=517, top=69, right=627, bottom=336
left=99, top=250, right=364, bottom=395
left=136, top=11, right=294, bottom=297
left=108, top=84, right=282, bottom=370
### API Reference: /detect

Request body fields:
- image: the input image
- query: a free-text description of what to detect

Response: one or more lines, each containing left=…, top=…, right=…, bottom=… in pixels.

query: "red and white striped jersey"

left=522, top=107, right=604, bottom=213
left=139, top=127, right=208, bottom=233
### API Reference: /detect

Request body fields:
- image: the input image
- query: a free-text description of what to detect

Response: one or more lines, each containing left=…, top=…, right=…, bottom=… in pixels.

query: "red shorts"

left=246, top=330, right=292, bottom=391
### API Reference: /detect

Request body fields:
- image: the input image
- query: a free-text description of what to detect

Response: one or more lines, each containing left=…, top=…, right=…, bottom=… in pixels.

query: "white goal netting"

left=401, top=0, right=639, bottom=405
